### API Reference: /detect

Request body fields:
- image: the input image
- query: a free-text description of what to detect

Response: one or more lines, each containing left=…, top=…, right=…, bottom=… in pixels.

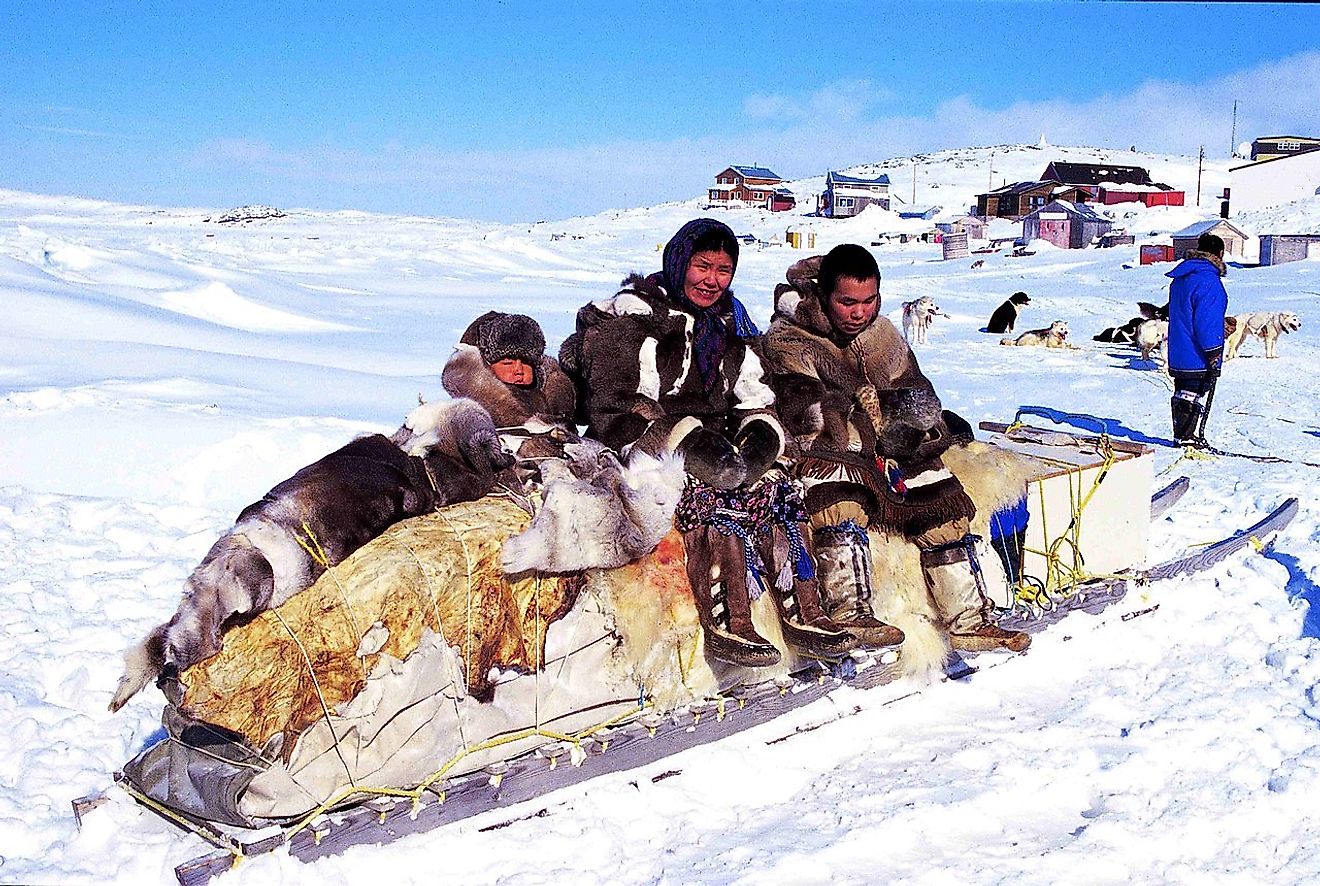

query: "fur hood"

left=442, top=343, right=576, bottom=430
left=1170, top=249, right=1227, bottom=278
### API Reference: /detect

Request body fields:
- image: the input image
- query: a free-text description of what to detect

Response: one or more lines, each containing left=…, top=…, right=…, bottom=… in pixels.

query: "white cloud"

left=192, top=52, right=1320, bottom=221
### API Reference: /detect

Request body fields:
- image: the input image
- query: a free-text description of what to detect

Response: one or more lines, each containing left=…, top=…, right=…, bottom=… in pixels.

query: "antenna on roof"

left=1229, top=100, right=1238, bottom=158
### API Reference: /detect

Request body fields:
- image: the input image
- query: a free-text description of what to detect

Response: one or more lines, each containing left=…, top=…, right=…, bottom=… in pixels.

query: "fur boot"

left=682, top=526, right=781, bottom=668
left=758, top=526, right=856, bottom=658
left=921, top=537, right=1029, bottom=653
left=812, top=523, right=904, bottom=649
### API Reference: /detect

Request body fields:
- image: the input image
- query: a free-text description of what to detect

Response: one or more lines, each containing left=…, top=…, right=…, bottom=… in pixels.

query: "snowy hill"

left=1, top=146, right=1318, bottom=884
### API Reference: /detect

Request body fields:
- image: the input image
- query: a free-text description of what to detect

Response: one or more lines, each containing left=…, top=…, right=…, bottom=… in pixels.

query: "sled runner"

left=100, top=425, right=1296, bottom=886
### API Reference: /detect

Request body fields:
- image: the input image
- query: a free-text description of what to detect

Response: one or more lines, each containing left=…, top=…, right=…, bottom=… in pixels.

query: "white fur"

left=637, top=336, right=662, bottom=401
left=502, top=443, right=687, bottom=574
left=1136, top=319, right=1169, bottom=367
left=731, top=345, right=775, bottom=410
left=1224, top=310, right=1302, bottom=360
left=902, top=296, right=943, bottom=344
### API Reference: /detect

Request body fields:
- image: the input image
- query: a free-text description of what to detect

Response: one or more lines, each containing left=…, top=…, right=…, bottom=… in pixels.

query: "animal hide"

left=501, top=439, right=688, bottom=574
left=110, top=398, right=515, bottom=712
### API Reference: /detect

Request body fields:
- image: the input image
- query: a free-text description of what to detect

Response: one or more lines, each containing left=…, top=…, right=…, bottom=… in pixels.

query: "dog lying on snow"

left=1001, top=320, right=1078, bottom=349
left=1094, top=301, right=1168, bottom=343
left=901, top=296, right=945, bottom=344
left=501, top=438, right=687, bottom=574
left=109, top=398, right=516, bottom=712
left=1224, top=310, right=1302, bottom=359
left=985, top=291, right=1031, bottom=334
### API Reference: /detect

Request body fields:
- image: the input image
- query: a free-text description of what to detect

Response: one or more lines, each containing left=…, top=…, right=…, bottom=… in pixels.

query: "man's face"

left=491, top=358, right=534, bottom=386
left=826, top=275, right=880, bottom=336
left=683, top=249, right=735, bottom=308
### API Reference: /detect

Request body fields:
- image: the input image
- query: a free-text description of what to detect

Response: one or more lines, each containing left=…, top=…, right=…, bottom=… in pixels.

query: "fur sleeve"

left=578, top=313, right=666, bottom=451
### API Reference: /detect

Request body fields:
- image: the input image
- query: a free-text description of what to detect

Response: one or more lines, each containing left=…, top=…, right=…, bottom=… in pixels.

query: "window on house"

left=1278, top=141, right=1300, bottom=152
left=837, top=197, right=855, bottom=208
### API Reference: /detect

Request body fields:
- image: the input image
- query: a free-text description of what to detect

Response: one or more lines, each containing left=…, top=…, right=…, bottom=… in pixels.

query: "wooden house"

left=707, top=166, right=794, bottom=211
left=1170, top=219, right=1249, bottom=258
left=976, top=181, right=1087, bottom=219
left=1021, top=200, right=1113, bottom=249
left=937, top=215, right=989, bottom=239
left=1250, top=135, right=1320, bottom=162
left=1041, top=161, right=1183, bottom=207
left=820, top=171, right=891, bottom=218
left=1229, top=148, right=1320, bottom=214
left=1258, top=234, right=1320, bottom=266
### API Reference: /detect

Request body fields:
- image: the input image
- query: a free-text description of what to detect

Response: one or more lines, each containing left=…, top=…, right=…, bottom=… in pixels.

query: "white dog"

left=1224, top=311, right=1302, bottom=360
left=1001, top=320, right=1078, bottom=349
left=1136, top=319, right=1169, bottom=366
left=902, top=296, right=944, bottom=344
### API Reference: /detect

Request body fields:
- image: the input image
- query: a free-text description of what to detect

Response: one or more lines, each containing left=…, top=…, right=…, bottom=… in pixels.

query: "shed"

left=1258, top=234, right=1320, bottom=266
left=897, top=205, right=940, bottom=221
left=942, top=232, right=970, bottom=260
left=937, top=215, right=988, bottom=240
left=1140, top=244, right=1177, bottom=265
left=1170, top=219, right=1249, bottom=258
left=1021, top=200, right=1113, bottom=249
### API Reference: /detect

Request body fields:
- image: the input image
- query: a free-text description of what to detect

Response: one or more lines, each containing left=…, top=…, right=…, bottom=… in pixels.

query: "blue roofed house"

left=897, top=205, right=941, bottom=220
left=1170, top=219, right=1249, bottom=258
left=707, top=165, right=797, bottom=211
left=820, top=170, right=891, bottom=218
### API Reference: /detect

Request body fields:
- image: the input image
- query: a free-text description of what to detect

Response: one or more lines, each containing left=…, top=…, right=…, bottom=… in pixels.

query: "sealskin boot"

left=812, top=525, right=905, bottom=649
left=683, top=527, right=781, bottom=668
left=921, top=537, right=1030, bottom=653
left=1171, top=392, right=1203, bottom=445
left=761, top=529, right=857, bottom=658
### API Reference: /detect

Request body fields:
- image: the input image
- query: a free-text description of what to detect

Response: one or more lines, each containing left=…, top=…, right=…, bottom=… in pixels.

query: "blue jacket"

left=1166, top=257, right=1228, bottom=372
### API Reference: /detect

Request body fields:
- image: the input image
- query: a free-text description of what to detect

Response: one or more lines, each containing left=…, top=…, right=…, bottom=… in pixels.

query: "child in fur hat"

left=442, top=311, right=577, bottom=462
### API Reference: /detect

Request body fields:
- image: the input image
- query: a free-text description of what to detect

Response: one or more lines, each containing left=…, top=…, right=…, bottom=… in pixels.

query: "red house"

left=1041, top=161, right=1184, bottom=208
left=708, top=165, right=797, bottom=212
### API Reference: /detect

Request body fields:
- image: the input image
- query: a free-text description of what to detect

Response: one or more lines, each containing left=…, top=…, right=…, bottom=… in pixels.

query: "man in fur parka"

left=560, top=218, right=855, bottom=668
left=442, top=311, right=577, bottom=462
left=765, top=244, right=1029, bottom=653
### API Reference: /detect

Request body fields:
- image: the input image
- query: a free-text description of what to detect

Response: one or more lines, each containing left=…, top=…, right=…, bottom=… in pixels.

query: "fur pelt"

left=501, top=438, right=688, bottom=574
left=110, top=398, right=515, bottom=712
left=871, top=441, right=1039, bottom=681
left=1001, top=320, right=1078, bottom=349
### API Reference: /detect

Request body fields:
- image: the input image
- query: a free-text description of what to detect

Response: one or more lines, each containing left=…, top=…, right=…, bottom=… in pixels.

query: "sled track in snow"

left=106, top=485, right=1296, bottom=886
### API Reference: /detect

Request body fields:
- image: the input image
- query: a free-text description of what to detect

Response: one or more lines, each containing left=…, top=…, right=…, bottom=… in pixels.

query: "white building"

left=1229, top=149, right=1320, bottom=214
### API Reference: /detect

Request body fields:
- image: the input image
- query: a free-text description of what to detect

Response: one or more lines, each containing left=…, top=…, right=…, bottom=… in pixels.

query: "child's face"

left=491, top=358, right=534, bottom=386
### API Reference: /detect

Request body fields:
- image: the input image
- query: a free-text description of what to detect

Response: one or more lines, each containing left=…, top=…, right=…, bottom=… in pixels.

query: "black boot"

left=1171, top=393, right=1205, bottom=447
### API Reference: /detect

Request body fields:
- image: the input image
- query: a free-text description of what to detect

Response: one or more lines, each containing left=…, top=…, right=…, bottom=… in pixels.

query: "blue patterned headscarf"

left=660, top=218, right=758, bottom=388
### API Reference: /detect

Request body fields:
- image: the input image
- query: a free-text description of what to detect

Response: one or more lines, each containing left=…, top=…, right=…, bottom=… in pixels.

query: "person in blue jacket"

left=1166, top=233, right=1229, bottom=447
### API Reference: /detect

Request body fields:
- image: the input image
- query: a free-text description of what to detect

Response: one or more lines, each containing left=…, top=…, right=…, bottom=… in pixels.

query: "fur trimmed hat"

left=461, top=312, right=546, bottom=366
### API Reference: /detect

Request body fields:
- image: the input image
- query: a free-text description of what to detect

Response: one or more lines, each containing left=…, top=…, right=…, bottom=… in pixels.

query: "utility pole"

left=1229, top=100, right=1238, bottom=157
left=988, top=152, right=995, bottom=191
left=1196, top=146, right=1205, bottom=206
left=912, top=159, right=917, bottom=204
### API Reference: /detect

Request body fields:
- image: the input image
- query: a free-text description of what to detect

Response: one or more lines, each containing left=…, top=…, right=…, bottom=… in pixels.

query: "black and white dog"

left=109, top=398, right=515, bottom=712
left=1094, top=301, right=1168, bottom=343
left=985, top=291, right=1031, bottom=334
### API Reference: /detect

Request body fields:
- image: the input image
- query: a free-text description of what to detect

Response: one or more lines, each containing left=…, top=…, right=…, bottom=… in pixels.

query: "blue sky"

left=3, top=1, right=1319, bottom=221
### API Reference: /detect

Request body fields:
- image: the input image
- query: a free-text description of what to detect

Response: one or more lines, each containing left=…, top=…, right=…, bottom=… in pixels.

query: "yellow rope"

left=284, top=703, right=645, bottom=841
left=270, top=608, right=356, bottom=785
left=1010, top=429, right=1120, bottom=608
left=294, top=521, right=367, bottom=681
left=429, top=508, right=478, bottom=697
left=117, top=778, right=245, bottom=860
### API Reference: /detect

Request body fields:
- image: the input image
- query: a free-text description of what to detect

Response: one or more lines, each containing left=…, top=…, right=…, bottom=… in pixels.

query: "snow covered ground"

left=2, top=144, right=1318, bottom=884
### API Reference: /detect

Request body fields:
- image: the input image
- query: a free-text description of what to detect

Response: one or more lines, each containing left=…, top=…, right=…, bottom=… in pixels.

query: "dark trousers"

left=1170, top=370, right=1215, bottom=442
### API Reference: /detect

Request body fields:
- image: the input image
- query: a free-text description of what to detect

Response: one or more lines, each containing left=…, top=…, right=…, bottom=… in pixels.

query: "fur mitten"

left=678, top=427, right=746, bottom=489
left=736, top=418, right=782, bottom=484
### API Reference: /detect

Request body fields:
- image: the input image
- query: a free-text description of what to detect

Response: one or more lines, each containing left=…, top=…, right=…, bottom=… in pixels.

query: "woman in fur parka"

left=560, top=218, right=855, bottom=668
left=442, top=311, right=577, bottom=462
left=764, top=245, right=1029, bottom=654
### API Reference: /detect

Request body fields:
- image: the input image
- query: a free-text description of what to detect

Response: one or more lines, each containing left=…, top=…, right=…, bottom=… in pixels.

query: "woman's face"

left=683, top=249, right=735, bottom=308
left=491, top=358, right=534, bottom=386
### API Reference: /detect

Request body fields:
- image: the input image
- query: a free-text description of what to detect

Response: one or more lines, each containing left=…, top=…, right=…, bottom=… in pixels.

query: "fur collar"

left=441, top=344, right=574, bottom=429
left=1184, top=249, right=1227, bottom=277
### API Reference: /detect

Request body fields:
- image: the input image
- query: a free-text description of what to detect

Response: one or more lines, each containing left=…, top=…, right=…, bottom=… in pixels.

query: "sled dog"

left=1094, top=301, right=1168, bottom=343
left=1136, top=319, right=1169, bottom=365
left=902, top=296, right=944, bottom=344
left=985, top=291, right=1030, bottom=334
left=1001, top=320, right=1077, bottom=349
left=970, top=259, right=985, bottom=270
left=1224, top=310, right=1302, bottom=360
left=109, top=399, right=515, bottom=712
